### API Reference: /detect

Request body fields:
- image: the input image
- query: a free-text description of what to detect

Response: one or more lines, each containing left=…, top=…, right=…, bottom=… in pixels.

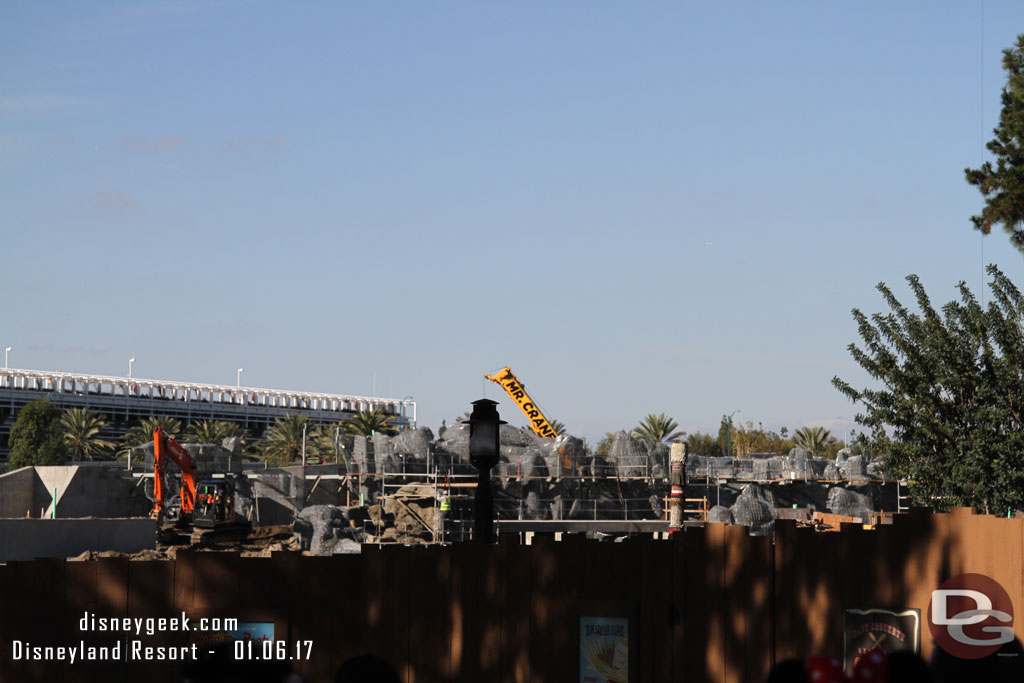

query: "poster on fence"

left=579, top=616, right=629, bottom=683
left=843, top=607, right=920, bottom=671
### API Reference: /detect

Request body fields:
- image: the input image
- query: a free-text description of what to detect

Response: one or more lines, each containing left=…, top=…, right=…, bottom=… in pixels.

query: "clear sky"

left=3, top=1, right=1023, bottom=446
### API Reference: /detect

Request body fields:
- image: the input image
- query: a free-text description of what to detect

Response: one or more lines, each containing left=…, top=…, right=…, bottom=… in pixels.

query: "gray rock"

left=435, top=422, right=469, bottom=460
left=788, top=447, right=813, bottom=460
left=352, top=436, right=371, bottom=475
left=390, top=427, right=434, bottom=458
left=730, top=484, right=777, bottom=536
left=221, top=436, right=243, bottom=455
left=648, top=494, right=663, bottom=518
left=826, top=486, right=873, bottom=522
left=524, top=491, right=545, bottom=520
left=609, top=432, right=651, bottom=478
left=371, top=433, right=394, bottom=474
left=708, top=505, right=734, bottom=524
left=866, top=460, right=885, bottom=479
left=840, top=455, right=868, bottom=481
left=295, top=505, right=360, bottom=555
left=807, top=457, right=829, bottom=478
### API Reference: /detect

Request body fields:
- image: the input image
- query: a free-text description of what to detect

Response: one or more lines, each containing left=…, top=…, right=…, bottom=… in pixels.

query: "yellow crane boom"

left=483, top=366, right=559, bottom=439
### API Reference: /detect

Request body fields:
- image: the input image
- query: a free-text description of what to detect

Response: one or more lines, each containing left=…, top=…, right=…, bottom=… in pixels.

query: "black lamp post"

left=465, top=399, right=505, bottom=544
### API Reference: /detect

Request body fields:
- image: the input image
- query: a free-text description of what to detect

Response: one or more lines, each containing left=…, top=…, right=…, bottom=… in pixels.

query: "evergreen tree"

left=9, top=399, right=67, bottom=468
left=833, top=266, right=1024, bottom=514
left=717, top=415, right=734, bottom=456
left=686, top=432, right=722, bottom=458
left=965, top=34, right=1024, bottom=251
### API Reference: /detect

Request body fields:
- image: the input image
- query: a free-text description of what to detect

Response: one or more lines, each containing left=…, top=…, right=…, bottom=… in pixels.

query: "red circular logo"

left=928, top=573, right=1014, bottom=659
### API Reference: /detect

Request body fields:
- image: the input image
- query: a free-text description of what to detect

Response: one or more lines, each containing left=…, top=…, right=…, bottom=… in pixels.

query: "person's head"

left=181, top=640, right=294, bottom=683
left=887, top=650, right=933, bottom=683
left=766, top=656, right=845, bottom=683
left=766, top=658, right=809, bottom=683
left=335, top=653, right=401, bottom=683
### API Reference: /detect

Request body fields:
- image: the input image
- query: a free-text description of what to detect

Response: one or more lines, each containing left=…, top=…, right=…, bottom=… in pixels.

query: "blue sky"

left=3, top=1, right=1023, bottom=446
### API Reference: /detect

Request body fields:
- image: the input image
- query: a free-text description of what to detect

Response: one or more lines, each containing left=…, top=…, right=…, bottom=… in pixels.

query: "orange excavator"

left=151, top=425, right=236, bottom=529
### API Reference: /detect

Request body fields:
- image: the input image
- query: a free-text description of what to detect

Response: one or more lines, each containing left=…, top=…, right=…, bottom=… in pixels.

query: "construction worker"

left=438, top=491, right=452, bottom=543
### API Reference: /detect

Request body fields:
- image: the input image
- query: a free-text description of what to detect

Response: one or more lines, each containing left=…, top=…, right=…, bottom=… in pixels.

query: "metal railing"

left=0, top=367, right=414, bottom=417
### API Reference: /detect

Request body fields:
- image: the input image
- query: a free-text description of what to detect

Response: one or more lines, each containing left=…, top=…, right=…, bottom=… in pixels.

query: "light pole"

left=726, top=410, right=739, bottom=459
left=237, top=368, right=244, bottom=387
left=128, top=357, right=135, bottom=378
left=466, top=398, right=505, bottom=544
left=301, top=421, right=307, bottom=466
left=4, top=347, right=10, bottom=370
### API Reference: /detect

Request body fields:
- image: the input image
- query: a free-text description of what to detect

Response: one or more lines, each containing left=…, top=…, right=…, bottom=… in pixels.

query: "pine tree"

left=965, top=34, right=1024, bottom=251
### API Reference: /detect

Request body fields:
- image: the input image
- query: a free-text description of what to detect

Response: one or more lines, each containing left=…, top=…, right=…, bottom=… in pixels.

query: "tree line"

left=3, top=399, right=399, bottom=470
left=592, top=412, right=861, bottom=460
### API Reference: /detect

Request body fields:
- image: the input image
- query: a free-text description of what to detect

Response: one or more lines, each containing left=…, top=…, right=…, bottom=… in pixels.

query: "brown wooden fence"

left=1, top=507, right=1022, bottom=682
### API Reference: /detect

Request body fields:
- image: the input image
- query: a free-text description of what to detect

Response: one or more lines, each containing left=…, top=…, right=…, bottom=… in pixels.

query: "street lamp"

left=726, top=410, right=740, bottom=459
left=128, top=357, right=135, bottom=378
left=465, top=398, right=505, bottom=544
left=237, top=368, right=244, bottom=387
left=4, top=347, right=10, bottom=370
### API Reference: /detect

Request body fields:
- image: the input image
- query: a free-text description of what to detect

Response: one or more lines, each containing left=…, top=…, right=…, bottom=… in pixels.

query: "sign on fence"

left=579, top=616, right=629, bottom=683
left=843, top=607, right=920, bottom=671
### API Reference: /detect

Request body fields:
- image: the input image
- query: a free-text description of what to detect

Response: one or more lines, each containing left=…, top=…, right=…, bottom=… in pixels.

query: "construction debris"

left=67, top=524, right=301, bottom=560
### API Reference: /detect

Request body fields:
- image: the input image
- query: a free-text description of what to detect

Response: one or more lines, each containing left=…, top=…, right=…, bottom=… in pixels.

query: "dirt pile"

left=363, top=484, right=439, bottom=544
left=68, top=524, right=302, bottom=561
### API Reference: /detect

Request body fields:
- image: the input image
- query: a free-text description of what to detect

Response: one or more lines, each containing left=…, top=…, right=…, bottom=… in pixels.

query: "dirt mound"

left=363, top=487, right=439, bottom=544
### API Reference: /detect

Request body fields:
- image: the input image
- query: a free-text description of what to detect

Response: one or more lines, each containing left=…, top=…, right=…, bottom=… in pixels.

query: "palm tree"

left=793, top=426, right=834, bottom=455
left=186, top=420, right=244, bottom=445
left=121, top=416, right=184, bottom=456
left=61, top=408, right=116, bottom=461
left=261, top=415, right=310, bottom=466
left=343, top=409, right=397, bottom=438
left=632, top=413, right=685, bottom=444
left=310, top=422, right=345, bottom=464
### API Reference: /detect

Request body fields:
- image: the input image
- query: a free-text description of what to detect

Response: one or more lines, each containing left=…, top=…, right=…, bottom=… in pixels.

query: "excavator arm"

left=152, top=425, right=198, bottom=519
left=484, top=366, right=559, bottom=439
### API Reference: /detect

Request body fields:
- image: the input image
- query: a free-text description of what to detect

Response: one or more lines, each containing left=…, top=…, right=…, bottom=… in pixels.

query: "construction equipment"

left=483, top=366, right=559, bottom=439
left=151, top=426, right=236, bottom=529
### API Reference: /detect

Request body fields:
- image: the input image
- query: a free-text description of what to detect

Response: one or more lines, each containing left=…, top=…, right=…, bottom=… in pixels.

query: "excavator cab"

left=193, top=480, right=236, bottom=529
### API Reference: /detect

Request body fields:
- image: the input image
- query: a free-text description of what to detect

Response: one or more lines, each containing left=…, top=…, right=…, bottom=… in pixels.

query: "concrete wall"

left=0, top=467, right=35, bottom=517
left=249, top=464, right=348, bottom=524
left=0, top=518, right=156, bottom=563
left=0, top=466, right=151, bottom=519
